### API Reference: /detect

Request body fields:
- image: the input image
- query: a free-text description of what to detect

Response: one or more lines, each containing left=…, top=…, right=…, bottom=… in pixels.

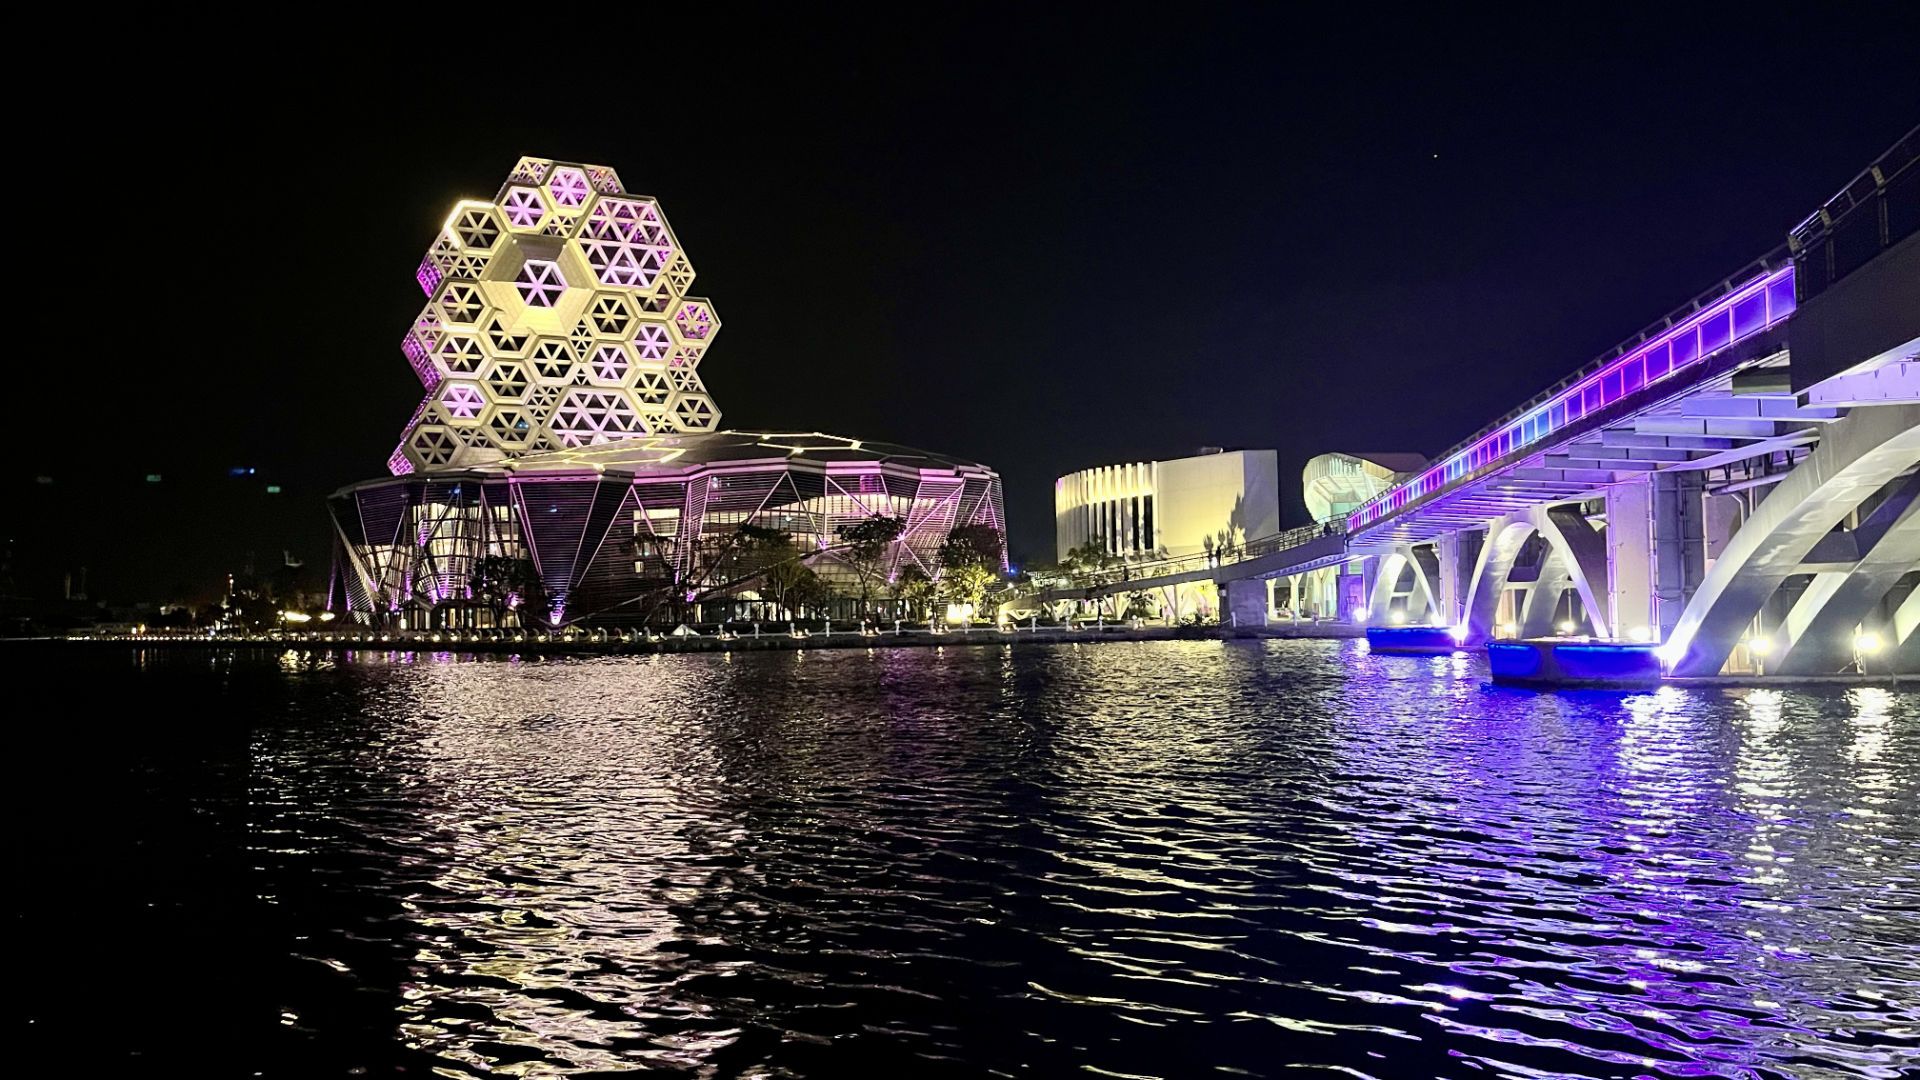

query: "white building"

left=1300, top=452, right=1428, bottom=523
left=1055, top=448, right=1280, bottom=561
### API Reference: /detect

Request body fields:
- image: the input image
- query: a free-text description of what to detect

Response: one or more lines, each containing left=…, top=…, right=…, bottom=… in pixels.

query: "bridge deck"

left=1348, top=263, right=1807, bottom=544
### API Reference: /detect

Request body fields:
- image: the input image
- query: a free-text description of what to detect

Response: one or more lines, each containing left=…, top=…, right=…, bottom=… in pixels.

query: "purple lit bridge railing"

left=1346, top=260, right=1798, bottom=533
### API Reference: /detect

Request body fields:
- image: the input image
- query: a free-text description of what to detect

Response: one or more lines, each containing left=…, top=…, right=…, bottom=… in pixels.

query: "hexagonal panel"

left=528, top=338, right=577, bottom=385
left=434, top=332, right=486, bottom=377
left=631, top=369, right=671, bottom=407
left=514, top=259, right=567, bottom=307
left=671, top=298, right=717, bottom=342
left=434, top=280, right=488, bottom=326
left=587, top=342, right=632, bottom=386
left=672, top=393, right=718, bottom=431
left=482, top=359, right=532, bottom=402
left=437, top=380, right=487, bottom=424
left=499, top=184, right=551, bottom=231
left=451, top=205, right=503, bottom=251
left=546, top=166, right=592, bottom=210
left=586, top=292, right=636, bottom=337
left=486, top=406, right=534, bottom=449
left=407, top=425, right=460, bottom=468
left=633, top=322, right=671, bottom=364
left=575, top=196, right=674, bottom=288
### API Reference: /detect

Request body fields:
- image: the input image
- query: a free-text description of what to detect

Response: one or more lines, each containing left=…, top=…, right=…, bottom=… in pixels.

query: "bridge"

left=1050, top=127, right=1919, bottom=679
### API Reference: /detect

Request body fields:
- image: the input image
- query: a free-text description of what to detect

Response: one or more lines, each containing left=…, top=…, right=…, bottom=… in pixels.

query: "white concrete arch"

left=1893, top=583, right=1920, bottom=672
left=1773, top=474, right=1920, bottom=675
left=1462, top=519, right=1534, bottom=643
left=1666, top=403, right=1920, bottom=678
left=1459, top=505, right=1613, bottom=643
left=1366, top=544, right=1441, bottom=625
left=1534, top=505, right=1612, bottom=638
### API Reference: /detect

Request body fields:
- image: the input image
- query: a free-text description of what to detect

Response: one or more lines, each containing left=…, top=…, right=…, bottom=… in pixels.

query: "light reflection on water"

left=37, top=640, right=1920, bottom=1077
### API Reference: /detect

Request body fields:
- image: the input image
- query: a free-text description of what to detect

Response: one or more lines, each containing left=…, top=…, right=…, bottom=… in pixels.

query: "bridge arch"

left=1666, top=403, right=1920, bottom=678
left=1762, top=473, right=1919, bottom=675
left=1458, top=505, right=1613, bottom=643
left=1366, top=544, right=1441, bottom=625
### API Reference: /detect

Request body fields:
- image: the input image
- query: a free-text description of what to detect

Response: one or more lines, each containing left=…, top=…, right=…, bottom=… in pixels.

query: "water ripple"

left=15, top=639, right=1920, bottom=1077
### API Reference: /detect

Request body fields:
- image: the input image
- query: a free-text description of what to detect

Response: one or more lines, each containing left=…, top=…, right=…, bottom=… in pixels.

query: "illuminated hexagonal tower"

left=390, top=157, right=722, bottom=474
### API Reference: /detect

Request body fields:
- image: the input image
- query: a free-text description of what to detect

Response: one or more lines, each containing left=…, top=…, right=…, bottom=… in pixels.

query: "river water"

left=12, top=640, right=1920, bottom=1078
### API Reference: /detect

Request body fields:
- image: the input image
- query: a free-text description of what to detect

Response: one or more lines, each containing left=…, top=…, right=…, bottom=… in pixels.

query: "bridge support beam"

left=1607, top=480, right=1655, bottom=643
left=1666, top=404, right=1920, bottom=677
left=1774, top=473, right=1920, bottom=675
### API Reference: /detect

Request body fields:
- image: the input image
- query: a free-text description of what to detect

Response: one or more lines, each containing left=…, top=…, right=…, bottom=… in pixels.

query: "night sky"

left=14, top=9, right=1919, bottom=605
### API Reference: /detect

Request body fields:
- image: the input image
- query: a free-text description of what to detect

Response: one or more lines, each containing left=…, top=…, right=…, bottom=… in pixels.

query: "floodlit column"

left=1435, top=533, right=1462, bottom=627
left=1607, top=480, right=1654, bottom=643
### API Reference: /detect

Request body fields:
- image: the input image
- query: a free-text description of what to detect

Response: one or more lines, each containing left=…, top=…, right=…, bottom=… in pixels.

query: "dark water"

left=11, top=641, right=1920, bottom=1078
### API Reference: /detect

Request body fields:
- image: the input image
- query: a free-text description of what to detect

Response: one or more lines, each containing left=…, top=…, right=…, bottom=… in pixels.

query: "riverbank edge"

left=7, top=630, right=1911, bottom=686
left=0, top=623, right=1367, bottom=655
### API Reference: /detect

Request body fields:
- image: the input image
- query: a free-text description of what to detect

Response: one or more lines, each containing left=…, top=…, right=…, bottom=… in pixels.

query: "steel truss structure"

left=392, top=157, right=722, bottom=475
left=329, top=432, right=1006, bottom=627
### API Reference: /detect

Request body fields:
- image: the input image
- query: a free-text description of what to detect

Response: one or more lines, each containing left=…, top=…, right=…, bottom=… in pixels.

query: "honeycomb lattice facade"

left=390, top=158, right=721, bottom=475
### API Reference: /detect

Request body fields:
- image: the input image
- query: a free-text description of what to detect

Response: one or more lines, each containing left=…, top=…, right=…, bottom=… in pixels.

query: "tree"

left=890, top=564, right=935, bottom=620
left=470, top=555, right=547, bottom=627
left=937, top=524, right=1003, bottom=619
left=1060, top=541, right=1118, bottom=588
left=786, top=566, right=834, bottom=619
left=1124, top=589, right=1159, bottom=621
left=735, top=523, right=806, bottom=616
left=838, top=513, right=906, bottom=615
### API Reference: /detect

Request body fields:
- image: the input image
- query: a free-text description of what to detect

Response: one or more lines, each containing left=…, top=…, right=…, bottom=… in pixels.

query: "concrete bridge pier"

left=1223, top=576, right=1269, bottom=629
left=1607, top=480, right=1655, bottom=642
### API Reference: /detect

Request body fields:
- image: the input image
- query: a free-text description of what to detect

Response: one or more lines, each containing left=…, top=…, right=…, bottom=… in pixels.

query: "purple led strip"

left=1348, top=265, right=1796, bottom=530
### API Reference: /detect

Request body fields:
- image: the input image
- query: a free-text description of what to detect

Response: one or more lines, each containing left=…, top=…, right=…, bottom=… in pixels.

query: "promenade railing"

left=1062, top=520, right=1346, bottom=592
